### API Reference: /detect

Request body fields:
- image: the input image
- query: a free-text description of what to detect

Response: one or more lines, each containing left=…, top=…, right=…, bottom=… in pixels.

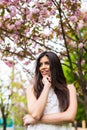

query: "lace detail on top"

left=43, top=88, right=60, bottom=114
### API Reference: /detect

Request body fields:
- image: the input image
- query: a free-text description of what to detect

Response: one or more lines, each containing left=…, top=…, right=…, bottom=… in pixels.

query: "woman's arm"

left=40, top=84, right=77, bottom=124
left=23, top=84, right=77, bottom=126
left=23, top=114, right=37, bottom=126
left=26, top=77, right=51, bottom=120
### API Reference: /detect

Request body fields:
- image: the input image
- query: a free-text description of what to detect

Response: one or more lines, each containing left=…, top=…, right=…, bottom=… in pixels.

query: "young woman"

left=23, top=51, right=77, bottom=130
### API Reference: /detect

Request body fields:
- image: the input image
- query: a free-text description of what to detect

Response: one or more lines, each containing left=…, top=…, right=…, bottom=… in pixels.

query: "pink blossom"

left=6, top=24, right=15, bottom=30
left=61, top=0, right=66, bottom=4
left=40, top=33, right=47, bottom=39
left=9, top=6, right=17, bottom=17
left=25, top=8, right=30, bottom=15
left=34, top=1, right=40, bottom=8
left=5, top=60, right=14, bottom=67
left=38, top=16, right=44, bottom=23
left=83, top=12, right=87, bottom=23
left=11, top=0, right=19, bottom=6
left=70, top=0, right=77, bottom=3
left=15, top=20, right=21, bottom=26
left=0, top=1, right=3, bottom=5
left=69, top=15, right=78, bottom=23
left=81, top=60, right=85, bottom=65
left=3, top=15, right=11, bottom=21
left=58, top=35, right=63, bottom=40
left=33, top=36, right=38, bottom=41
left=50, top=9, right=56, bottom=15
left=24, top=28, right=30, bottom=34
left=4, top=0, right=11, bottom=3
left=40, top=8, right=50, bottom=18
left=27, top=12, right=32, bottom=20
left=32, top=8, right=40, bottom=14
left=24, top=61, right=30, bottom=65
left=14, top=35, right=19, bottom=43
left=75, top=8, right=81, bottom=17
left=10, top=24, right=15, bottom=30
left=45, top=1, right=52, bottom=6
left=2, top=0, right=11, bottom=6
left=11, top=34, right=18, bottom=43
left=15, top=20, right=22, bottom=29
left=69, top=42, right=77, bottom=47
left=78, top=20, right=83, bottom=30
left=78, top=43, right=84, bottom=48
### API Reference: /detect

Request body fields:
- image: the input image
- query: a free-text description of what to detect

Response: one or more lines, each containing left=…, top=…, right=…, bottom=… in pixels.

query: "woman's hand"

left=42, top=76, right=51, bottom=88
left=23, top=114, right=37, bottom=126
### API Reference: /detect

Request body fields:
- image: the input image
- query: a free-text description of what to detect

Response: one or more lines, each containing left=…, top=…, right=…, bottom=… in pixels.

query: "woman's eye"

left=39, top=62, right=49, bottom=67
left=45, top=62, right=49, bottom=65
left=39, top=63, right=42, bottom=67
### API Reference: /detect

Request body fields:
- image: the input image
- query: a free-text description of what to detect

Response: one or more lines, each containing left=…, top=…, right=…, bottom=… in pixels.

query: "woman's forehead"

left=40, top=56, right=49, bottom=62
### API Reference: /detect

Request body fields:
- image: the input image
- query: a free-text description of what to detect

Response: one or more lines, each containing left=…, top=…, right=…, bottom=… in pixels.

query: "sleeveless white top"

left=27, top=88, right=72, bottom=130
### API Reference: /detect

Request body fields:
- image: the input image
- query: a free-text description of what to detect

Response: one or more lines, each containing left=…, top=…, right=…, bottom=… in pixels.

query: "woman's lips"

left=41, top=71, right=48, bottom=75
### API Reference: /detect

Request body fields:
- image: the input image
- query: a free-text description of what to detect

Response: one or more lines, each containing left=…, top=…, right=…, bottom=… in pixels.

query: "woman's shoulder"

left=26, top=79, right=35, bottom=93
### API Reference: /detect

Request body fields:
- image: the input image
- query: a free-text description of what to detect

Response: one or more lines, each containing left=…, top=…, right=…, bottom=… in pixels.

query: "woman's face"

left=39, top=56, right=51, bottom=77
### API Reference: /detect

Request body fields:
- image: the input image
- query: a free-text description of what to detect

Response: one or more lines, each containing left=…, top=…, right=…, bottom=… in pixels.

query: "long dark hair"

left=34, top=51, right=69, bottom=112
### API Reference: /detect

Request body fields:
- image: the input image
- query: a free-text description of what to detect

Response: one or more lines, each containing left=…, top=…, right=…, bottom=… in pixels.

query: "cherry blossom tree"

left=0, top=0, right=87, bottom=120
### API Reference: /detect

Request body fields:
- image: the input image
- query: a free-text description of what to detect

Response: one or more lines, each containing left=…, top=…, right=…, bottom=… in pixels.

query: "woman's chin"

left=42, top=74, right=49, bottom=77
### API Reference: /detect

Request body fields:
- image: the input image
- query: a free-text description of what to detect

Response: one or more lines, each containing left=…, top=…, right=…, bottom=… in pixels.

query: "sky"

left=0, top=60, right=11, bottom=86
left=81, top=0, right=87, bottom=11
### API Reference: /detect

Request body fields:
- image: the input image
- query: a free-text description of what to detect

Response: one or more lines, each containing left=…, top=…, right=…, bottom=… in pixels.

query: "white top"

left=27, top=88, right=72, bottom=130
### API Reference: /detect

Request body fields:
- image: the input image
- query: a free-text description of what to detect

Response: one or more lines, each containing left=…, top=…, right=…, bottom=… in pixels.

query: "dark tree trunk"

left=1, top=106, right=7, bottom=130
left=3, top=117, right=7, bottom=130
left=84, top=95, right=87, bottom=120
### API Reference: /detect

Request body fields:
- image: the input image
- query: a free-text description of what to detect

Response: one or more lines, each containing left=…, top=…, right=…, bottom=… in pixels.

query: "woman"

left=23, top=51, right=77, bottom=130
